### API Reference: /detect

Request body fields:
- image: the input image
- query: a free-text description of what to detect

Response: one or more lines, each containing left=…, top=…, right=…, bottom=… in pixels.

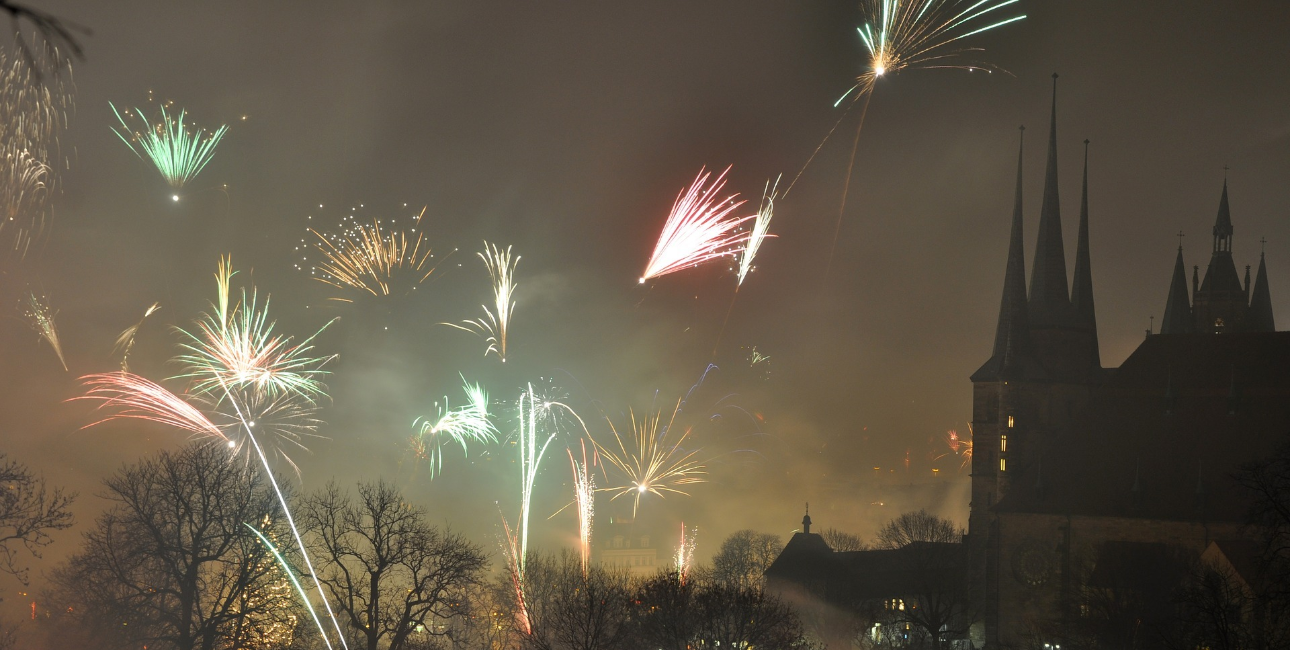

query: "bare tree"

left=45, top=443, right=299, bottom=650
left=0, top=452, right=73, bottom=585
left=821, top=527, right=868, bottom=552
left=521, top=551, right=633, bottom=650
left=631, top=572, right=699, bottom=650
left=711, top=529, right=783, bottom=589
left=301, top=480, right=487, bottom=650
left=694, top=579, right=813, bottom=649
left=874, top=510, right=960, bottom=550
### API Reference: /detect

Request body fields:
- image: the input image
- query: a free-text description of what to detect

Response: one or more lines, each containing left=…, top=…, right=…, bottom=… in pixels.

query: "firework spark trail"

left=675, top=523, right=696, bottom=584
left=593, top=402, right=706, bottom=516
left=110, top=102, right=228, bottom=189
left=737, top=176, right=780, bottom=287
left=411, top=379, right=496, bottom=478
left=113, top=302, right=161, bottom=372
left=500, top=514, right=531, bottom=634
left=782, top=0, right=1025, bottom=268
left=245, top=523, right=334, bottom=650
left=20, top=289, right=67, bottom=371
left=514, top=385, right=589, bottom=567
left=308, top=208, right=454, bottom=300
left=934, top=425, right=974, bottom=471
left=205, top=388, right=323, bottom=477
left=0, top=44, right=72, bottom=259
left=640, top=167, right=753, bottom=283
left=568, top=441, right=595, bottom=577
left=75, top=372, right=226, bottom=442
left=175, top=257, right=334, bottom=401
left=443, top=242, right=519, bottom=362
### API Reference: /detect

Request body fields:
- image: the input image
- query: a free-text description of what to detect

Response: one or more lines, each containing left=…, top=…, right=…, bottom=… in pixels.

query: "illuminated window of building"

left=1215, top=317, right=1225, bottom=331
left=1000, top=458, right=1007, bottom=472
left=1007, top=415, right=1015, bottom=428
left=1000, top=434, right=1007, bottom=452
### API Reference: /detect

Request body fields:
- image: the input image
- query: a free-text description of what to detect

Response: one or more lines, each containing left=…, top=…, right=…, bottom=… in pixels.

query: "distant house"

left=765, top=512, right=971, bottom=648
left=595, top=516, right=661, bottom=578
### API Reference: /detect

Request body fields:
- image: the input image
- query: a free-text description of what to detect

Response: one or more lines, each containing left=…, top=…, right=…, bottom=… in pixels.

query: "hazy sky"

left=2, top=0, right=1288, bottom=614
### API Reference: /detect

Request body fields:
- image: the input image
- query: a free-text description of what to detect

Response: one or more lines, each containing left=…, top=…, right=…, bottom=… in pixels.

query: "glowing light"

left=307, top=208, right=451, bottom=300
left=110, top=102, right=228, bottom=188
left=641, top=166, right=753, bottom=282
left=19, top=290, right=67, bottom=372
left=113, top=302, right=161, bottom=372
left=737, top=175, right=780, bottom=287
left=172, top=194, right=179, bottom=202
left=593, top=402, right=706, bottom=516
left=568, top=441, right=595, bottom=577
left=443, top=242, right=518, bottom=362
left=411, top=379, right=496, bottom=477
left=675, top=523, right=697, bottom=584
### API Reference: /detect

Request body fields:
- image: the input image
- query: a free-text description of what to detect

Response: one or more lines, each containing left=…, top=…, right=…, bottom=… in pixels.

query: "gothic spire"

left=1161, top=245, right=1193, bottom=334
left=974, top=128, right=1034, bottom=381
left=1214, top=178, right=1233, bottom=248
left=1028, top=74, right=1074, bottom=328
left=1070, top=139, right=1100, bottom=364
left=1249, top=249, right=1275, bottom=332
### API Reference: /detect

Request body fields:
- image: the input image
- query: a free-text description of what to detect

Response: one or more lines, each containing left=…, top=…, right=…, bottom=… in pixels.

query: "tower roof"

left=974, top=128, right=1041, bottom=382
left=1214, top=179, right=1233, bottom=239
left=1161, top=246, right=1194, bottom=334
left=1028, top=74, right=1076, bottom=329
left=1249, top=251, right=1275, bottom=332
left=1070, top=139, right=1100, bottom=365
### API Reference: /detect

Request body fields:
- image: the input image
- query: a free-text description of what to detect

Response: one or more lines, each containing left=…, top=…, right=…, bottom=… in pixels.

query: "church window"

left=1000, top=434, right=1008, bottom=452
left=1007, top=415, right=1015, bottom=428
left=1000, top=458, right=1007, bottom=472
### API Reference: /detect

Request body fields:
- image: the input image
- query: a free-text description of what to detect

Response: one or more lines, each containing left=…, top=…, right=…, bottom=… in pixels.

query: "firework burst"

left=675, top=523, right=697, bottom=584
left=306, top=207, right=453, bottom=300
left=175, top=257, right=334, bottom=401
left=443, top=242, right=518, bottom=362
left=568, top=440, right=595, bottom=577
left=935, top=426, right=974, bottom=471
left=20, top=289, right=66, bottom=371
left=593, top=402, right=706, bottom=516
left=75, top=372, right=225, bottom=442
left=0, top=44, right=71, bottom=259
left=411, top=379, right=496, bottom=478
left=736, top=175, right=780, bottom=287
left=110, top=102, right=228, bottom=189
left=113, top=302, right=161, bottom=372
left=514, top=385, right=589, bottom=565
left=641, top=167, right=753, bottom=283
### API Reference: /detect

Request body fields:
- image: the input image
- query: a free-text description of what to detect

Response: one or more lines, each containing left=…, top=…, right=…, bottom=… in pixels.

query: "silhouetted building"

left=967, top=76, right=1285, bottom=648
left=595, top=516, right=660, bottom=577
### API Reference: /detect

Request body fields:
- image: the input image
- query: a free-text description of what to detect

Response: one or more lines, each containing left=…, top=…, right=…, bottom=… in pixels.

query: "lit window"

left=1007, top=416, right=1015, bottom=428
left=1000, top=434, right=1007, bottom=452
left=1000, top=458, right=1007, bottom=472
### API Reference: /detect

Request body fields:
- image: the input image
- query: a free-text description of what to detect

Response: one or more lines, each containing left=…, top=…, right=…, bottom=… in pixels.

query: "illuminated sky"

left=2, top=0, right=1288, bottom=611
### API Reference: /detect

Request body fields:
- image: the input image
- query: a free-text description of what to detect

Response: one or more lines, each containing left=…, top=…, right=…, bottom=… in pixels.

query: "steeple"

left=1161, top=244, right=1193, bottom=333
left=802, top=503, right=812, bottom=534
left=1213, top=179, right=1233, bottom=252
left=1028, top=74, right=1075, bottom=328
left=974, top=128, right=1035, bottom=382
left=1070, top=139, right=1099, bottom=365
left=1249, top=247, right=1275, bottom=332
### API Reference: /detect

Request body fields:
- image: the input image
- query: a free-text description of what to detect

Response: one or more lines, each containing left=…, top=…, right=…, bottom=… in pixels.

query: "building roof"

left=997, top=332, right=1290, bottom=521
left=765, top=535, right=965, bottom=603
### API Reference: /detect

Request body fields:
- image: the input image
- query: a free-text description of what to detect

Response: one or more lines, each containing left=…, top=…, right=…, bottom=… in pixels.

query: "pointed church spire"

left=1028, top=74, right=1074, bottom=328
left=974, top=128, right=1035, bottom=381
left=1249, top=246, right=1275, bottom=331
left=1161, top=244, right=1193, bottom=333
left=1070, top=139, right=1100, bottom=365
left=1213, top=178, right=1233, bottom=251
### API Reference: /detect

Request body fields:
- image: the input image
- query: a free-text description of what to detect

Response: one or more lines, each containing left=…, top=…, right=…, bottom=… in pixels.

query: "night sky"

left=2, top=0, right=1288, bottom=615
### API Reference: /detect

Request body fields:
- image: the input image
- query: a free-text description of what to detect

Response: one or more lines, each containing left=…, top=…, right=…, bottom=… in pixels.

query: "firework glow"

left=675, top=522, right=696, bottom=584
left=640, top=167, right=753, bottom=283
left=411, top=379, right=496, bottom=478
left=0, top=43, right=71, bottom=259
left=75, top=372, right=226, bottom=442
left=935, top=426, right=974, bottom=471
left=568, top=440, right=595, bottom=577
left=593, top=402, right=706, bottom=516
left=113, top=302, right=161, bottom=372
left=443, top=242, right=518, bottom=362
left=20, top=289, right=67, bottom=371
left=110, top=102, right=228, bottom=189
left=175, top=257, right=334, bottom=401
left=307, top=208, right=453, bottom=300
left=736, top=175, right=780, bottom=287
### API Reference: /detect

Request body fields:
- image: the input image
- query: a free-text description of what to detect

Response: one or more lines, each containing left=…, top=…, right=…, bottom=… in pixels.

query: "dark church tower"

left=969, top=80, right=1107, bottom=647
left=1161, top=180, right=1274, bottom=334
